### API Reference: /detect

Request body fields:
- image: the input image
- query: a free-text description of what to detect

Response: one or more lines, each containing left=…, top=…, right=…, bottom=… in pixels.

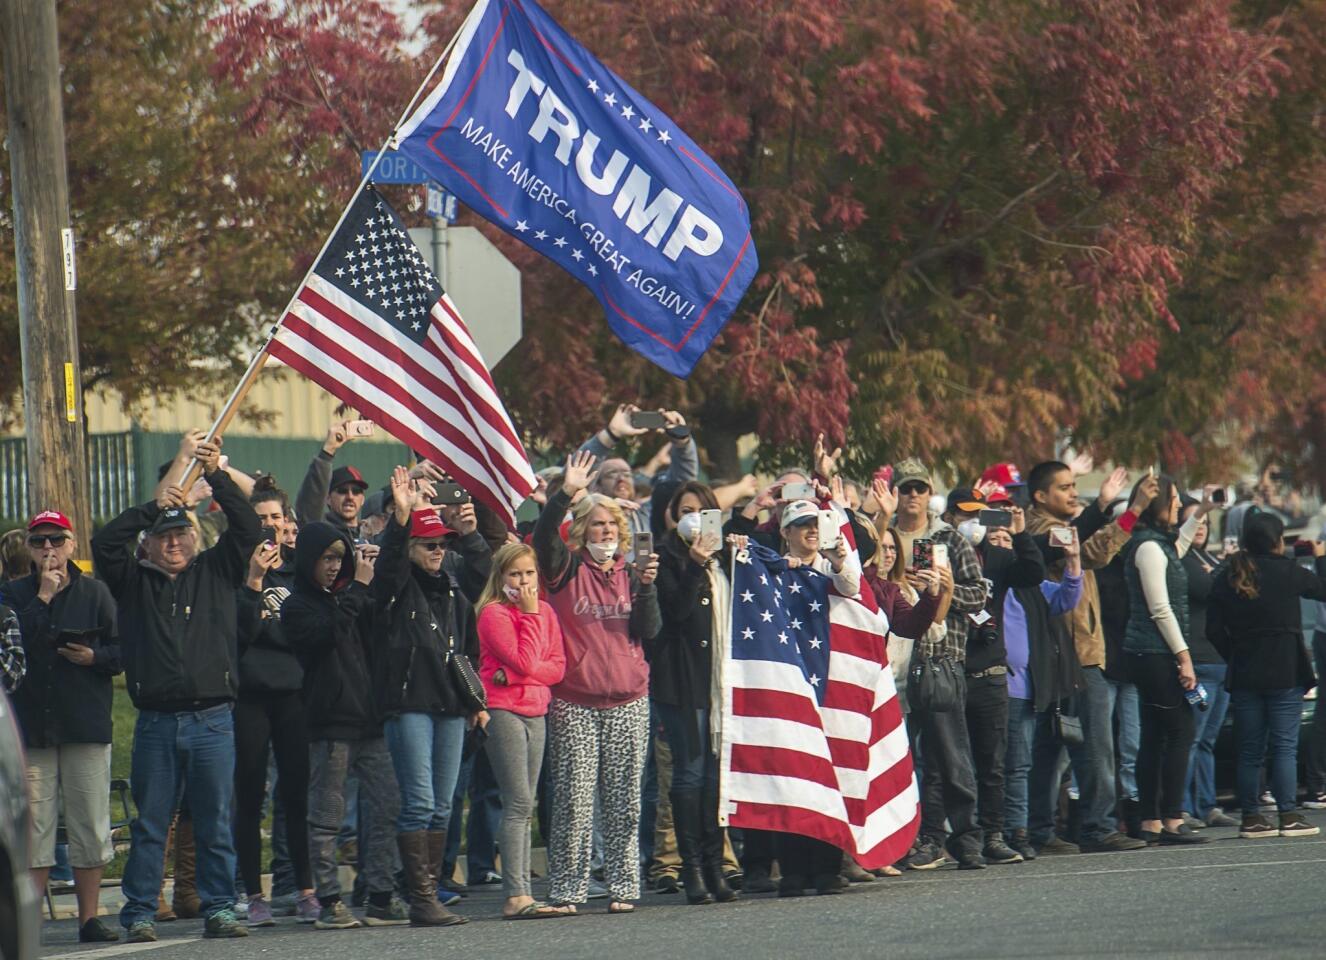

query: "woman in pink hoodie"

left=477, top=543, right=568, bottom=919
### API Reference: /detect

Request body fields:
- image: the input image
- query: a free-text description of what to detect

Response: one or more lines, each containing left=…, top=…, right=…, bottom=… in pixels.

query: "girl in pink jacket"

left=476, top=543, right=568, bottom=919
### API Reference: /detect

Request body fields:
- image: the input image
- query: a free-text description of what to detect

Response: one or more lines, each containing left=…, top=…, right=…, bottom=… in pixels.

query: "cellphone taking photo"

left=817, top=510, right=840, bottom=551
left=629, top=410, right=668, bottom=430
left=1292, top=540, right=1315, bottom=558
left=932, top=543, right=949, bottom=570
left=431, top=483, right=471, bottom=506
left=698, top=509, right=723, bottom=547
left=260, top=525, right=278, bottom=547
left=978, top=509, right=1011, bottom=528
left=1222, top=536, right=1239, bottom=555
left=345, top=419, right=375, bottom=438
left=1049, top=526, right=1075, bottom=548
left=1210, top=487, right=1227, bottom=505
left=912, top=538, right=934, bottom=571
left=781, top=482, right=816, bottom=501
left=634, top=532, right=654, bottom=569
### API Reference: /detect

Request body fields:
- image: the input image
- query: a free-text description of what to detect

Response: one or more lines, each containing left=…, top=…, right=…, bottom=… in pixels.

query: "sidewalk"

left=42, top=849, right=548, bottom=920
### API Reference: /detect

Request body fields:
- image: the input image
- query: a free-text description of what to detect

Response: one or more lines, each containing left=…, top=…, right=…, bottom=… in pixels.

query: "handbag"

left=435, top=585, right=487, bottom=714
left=1052, top=705, right=1084, bottom=747
left=907, top=656, right=964, bottom=713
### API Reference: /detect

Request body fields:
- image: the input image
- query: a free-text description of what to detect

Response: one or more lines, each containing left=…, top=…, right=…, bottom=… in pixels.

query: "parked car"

left=0, top=689, right=38, bottom=960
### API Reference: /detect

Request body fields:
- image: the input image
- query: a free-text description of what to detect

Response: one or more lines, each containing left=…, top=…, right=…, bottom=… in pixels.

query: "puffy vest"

left=1123, top=527, right=1189, bottom=655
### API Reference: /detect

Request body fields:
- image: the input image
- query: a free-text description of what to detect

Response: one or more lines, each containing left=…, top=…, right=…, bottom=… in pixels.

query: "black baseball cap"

left=945, top=486, right=987, bottom=515
left=329, top=466, right=368, bottom=491
left=150, top=506, right=193, bottom=534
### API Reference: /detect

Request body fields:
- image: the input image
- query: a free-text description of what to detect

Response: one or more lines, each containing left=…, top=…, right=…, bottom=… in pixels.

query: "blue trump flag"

left=394, top=0, right=758, bottom=378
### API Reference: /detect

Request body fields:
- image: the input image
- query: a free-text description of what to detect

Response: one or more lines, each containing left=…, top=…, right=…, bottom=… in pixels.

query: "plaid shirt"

left=910, top=521, right=989, bottom=662
left=0, top=604, right=24, bottom=693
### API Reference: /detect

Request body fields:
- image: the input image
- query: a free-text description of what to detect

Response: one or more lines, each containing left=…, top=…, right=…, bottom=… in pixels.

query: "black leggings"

left=1131, top=654, right=1196, bottom=822
left=234, top=691, right=312, bottom=893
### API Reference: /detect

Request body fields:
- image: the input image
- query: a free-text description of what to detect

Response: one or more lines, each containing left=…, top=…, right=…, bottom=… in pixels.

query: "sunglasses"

left=28, top=534, right=70, bottom=547
left=332, top=486, right=365, bottom=497
left=897, top=483, right=930, bottom=496
left=415, top=541, right=446, bottom=552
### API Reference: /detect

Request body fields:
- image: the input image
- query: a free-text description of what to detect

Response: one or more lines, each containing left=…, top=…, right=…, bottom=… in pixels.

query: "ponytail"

left=1228, top=551, right=1260, bottom=600
left=1229, top=511, right=1286, bottom=601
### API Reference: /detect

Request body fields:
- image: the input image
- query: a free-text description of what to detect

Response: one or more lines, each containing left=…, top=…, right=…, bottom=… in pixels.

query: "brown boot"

left=398, top=832, right=465, bottom=927
left=156, top=820, right=178, bottom=921
left=171, top=817, right=201, bottom=919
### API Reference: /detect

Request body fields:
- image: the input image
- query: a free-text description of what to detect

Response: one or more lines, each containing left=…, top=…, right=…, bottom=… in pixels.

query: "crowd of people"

left=2, top=405, right=1325, bottom=943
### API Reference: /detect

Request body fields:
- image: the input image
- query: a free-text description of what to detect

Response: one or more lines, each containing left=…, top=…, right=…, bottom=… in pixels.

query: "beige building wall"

left=85, top=362, right=352, bottom=438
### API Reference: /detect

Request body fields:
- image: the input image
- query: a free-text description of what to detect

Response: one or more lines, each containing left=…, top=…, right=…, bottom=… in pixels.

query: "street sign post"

left=360, top=150, right=433, bottom=184
left=426, top=182, right=458, bottom=223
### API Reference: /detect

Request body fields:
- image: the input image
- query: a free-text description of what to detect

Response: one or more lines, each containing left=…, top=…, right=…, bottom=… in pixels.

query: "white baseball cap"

left=780, top=499, right=819, bottom=529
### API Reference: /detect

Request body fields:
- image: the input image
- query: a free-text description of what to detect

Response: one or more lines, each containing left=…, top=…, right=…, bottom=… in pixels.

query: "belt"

left=966, top=665, right=1008, bottom=678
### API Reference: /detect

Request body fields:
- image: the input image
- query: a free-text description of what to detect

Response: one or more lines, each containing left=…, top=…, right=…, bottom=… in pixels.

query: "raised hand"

left=689, top=532, right=720, bottom=566
left=562, top=450, right=597, bottom=496
left=177, top=428, right=206, bottom=462
left=814, top=432, right=843, bottom=479
left=157, top=484, right=187, bottom=510
left=390, top=465, right=416, bottom=521
left=1009, top=506, right=1026, bottom=535
left=323, top=421, right=352, bottom=456
left=441, top=501, right=478, bottom=536
left=829, top=475, right=846, bottom=507
left=871, top=477, right=898, bottom=518
left=638, top=552, right=660, bottom=585
left=607, top=403, right=647, bottom=439
left=530, top=475, right=549, bottom=507
left=196, top=437, right=223, bottom=474
left=1130, top=472, right=1160, bottom=513
left=1098, top=466, right=1129, bottom=506
left=247, top=541, right=281, bottom=588
left=1068, top=451, right=1095, bottom=477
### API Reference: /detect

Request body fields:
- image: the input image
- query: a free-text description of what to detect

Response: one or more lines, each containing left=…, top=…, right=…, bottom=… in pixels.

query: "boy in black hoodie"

left=281, top=521, right=404, bottom=930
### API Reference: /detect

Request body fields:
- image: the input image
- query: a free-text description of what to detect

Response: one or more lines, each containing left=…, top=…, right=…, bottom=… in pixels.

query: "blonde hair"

left=567, top=493, right=633, bottom=555
left=321, top=539, right=347, bottom=559
left=1, top=529, right=29, bottom=580
left=477, top=542, right=538, bottom=611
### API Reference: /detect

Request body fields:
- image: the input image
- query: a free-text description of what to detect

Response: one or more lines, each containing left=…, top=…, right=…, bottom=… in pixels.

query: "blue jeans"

left=1030, top=667, right=1117, bottom=845
left=655, top=703, right=717, bottom=792
left=1003, top=697, right=1037, bottom=831
left=1231, top=687, right=1304, bottom=815
left=120, top=705, right=237, bottom=928
left=383, top=712, right=467, bottom=833
left=1110, top=680, right=1141, bottom=801
left=1185, top=663, right=1231, bottom=817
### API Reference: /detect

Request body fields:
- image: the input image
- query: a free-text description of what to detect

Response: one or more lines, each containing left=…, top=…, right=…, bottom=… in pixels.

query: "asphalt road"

left=39, top=812, right=1326, bottom=960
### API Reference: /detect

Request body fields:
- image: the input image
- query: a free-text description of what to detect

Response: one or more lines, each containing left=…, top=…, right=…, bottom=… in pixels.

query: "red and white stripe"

left=268, top=273, right=535, bottom=524
left=721, top=592, right=920, bottom=869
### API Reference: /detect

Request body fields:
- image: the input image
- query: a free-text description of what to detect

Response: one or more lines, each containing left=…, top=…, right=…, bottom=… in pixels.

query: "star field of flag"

left=732, top=542, right=832, bottom=704
left=316, top=186, right=441, bottom=345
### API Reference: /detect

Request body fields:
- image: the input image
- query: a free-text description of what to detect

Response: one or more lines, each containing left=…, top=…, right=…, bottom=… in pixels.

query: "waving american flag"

left=721, top=542, right=919, bottom=869
left=267, top=186, right=535, bottom=524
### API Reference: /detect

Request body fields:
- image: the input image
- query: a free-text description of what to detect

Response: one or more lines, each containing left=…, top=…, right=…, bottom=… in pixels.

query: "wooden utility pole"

left=1, top=0, right=92, bottom=558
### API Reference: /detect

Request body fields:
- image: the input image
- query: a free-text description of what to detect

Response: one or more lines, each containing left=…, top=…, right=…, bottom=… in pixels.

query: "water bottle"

left=1184, top=683, right=1209, bottom=712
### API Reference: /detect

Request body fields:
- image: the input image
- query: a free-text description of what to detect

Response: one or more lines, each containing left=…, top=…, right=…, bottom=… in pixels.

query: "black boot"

left=671, top=792, right=714, bottom=905
left=700, top=788, right=738, bottom=903
left=1122, top=799, right=1143, bottom=840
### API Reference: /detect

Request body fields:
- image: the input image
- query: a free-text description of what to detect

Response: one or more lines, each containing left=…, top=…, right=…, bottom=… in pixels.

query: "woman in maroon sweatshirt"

left=532, top=451, right=661, bottom=914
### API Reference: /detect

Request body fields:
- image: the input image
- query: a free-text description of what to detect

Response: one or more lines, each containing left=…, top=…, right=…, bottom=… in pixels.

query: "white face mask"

left=676, top=512, right=702, bottom=544
left=586, top=540, right=618, bottom=564
left=957, top=519, right=986, bottom=546
left=502, top=584, right=522, bottom=602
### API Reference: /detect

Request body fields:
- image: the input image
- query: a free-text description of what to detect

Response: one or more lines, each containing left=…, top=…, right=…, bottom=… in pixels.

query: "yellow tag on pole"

left=64, top=362, right=76, bottom=422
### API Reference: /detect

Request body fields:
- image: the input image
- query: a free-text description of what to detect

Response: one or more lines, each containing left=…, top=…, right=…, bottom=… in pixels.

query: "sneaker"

left=955, top=852, right=986, bottom=870
left=126, top=921, right=157, bottom=943
left=232, top=896, right=249, bottom=919
left=436, top=883, right=463, bottom=907
left=363, top=896, right=409, bottom=926
left=269, top=892, right=298, bottom=917
left=1303, top=792, right=1326, bottom=810
left=981, top=835, right=1024, bottom=865
left=78, top=917, right=120, bottom=943
left=1279, top=812, right=1320, bottom=837
left=204, top=909, right=251, bottom=938
left=245, top=895, right=275, bottom=928
left=1035, top=835, right=1080, bottom=856
left=906, top=840, right=950, bottom=870
left=295, top=892, right=320, bottom=924
left=1007, top=829, right=1037, bottom=861
left=1181, top=813, right=1205, bottom=831
left=651, top=875, right=680, bottom=894
left=723, top=870, right=744, bottom=891
left=1204, top=807, right=1239, bottom=828
left=314, top=900, right=362, bottom=930
left=587, top=878, right=610, bottom=899
left=1259, top=790, right=1276, bottom=809
left=1079, top=831, right=1147, bottom=853
left=1157, top=823, right=1208, bottom=844
left=1239, top=814, right=1278, bottom=839
left=471, top=870, right=503, bottom=885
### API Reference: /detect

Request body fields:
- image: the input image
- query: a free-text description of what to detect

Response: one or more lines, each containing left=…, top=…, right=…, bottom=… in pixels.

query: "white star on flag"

left=639, top=117, right=652, bottom=133
left=741, top=627, right=755, bottom=640
left=808, top=637, right=823, bottom=649
left=588, top=265, right=598, bottom=276
left=604, top=91, right=617, bottom=107
left=760, top=610, right=773, bottom=623
left=809, top=674, right=821, bottom=686
left=658, top=129, right=672, bottom=144
left=808, top=600, right=822, bottom=613
left=572, top=249, right=585, bottom=261
left=788, top=582, right=802, bottom=594
left=553, top=237, right=568, bottom=248
left=515, top=220, right=529, bottom=232
left=778, top=632, right=790, bottom=645
left=534, top=229, right=548, bottom=241
left=621, top=104, right=635, bottom=120
left=759, top=574, right=768, bottom=585
left=740, top=591, right=754, bottom=603
left=789, top=618, right=803, bottom=631
left=587, top=78, right=600, bottom=93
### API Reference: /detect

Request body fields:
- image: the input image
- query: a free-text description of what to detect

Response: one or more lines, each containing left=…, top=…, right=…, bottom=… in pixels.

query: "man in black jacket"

left=2, top=510, right=121, bottom=943
left=91, top=438, right=260, bottom=942
left=282, top=521, right=405, bottom=930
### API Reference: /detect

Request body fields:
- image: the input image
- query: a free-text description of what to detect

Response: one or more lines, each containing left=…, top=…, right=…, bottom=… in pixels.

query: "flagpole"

left=173, top=8, right=476, bottom=489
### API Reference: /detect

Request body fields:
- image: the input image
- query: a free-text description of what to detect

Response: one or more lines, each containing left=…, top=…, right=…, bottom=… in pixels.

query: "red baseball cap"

left=28, top=510, right=73, bottom=532
left=982, top=483, right=1015, bottom=506
left=409, top=509, right=452, bottom=539
left=980, top=462, right=1024, bottom=488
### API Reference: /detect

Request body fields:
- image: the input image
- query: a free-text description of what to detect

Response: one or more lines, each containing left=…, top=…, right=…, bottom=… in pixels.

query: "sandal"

left=504, top=900, right=574, bottom=920
left=872, top=865, right=903, bottom=878
left=607, top=901, right=635, bottom=914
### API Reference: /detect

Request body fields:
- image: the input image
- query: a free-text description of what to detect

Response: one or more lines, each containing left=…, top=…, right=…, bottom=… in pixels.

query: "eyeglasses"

left=898, top=483, right=930, bottom=496
left=415, top=541, right=446, bottom=552
left=332, top=486, right=364, bottom=497
left=28, top=534, right=70, bottom=547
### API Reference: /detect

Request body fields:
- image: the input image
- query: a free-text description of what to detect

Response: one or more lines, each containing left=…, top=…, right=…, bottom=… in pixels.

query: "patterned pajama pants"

left=546, top=695, right=650, bottom=904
